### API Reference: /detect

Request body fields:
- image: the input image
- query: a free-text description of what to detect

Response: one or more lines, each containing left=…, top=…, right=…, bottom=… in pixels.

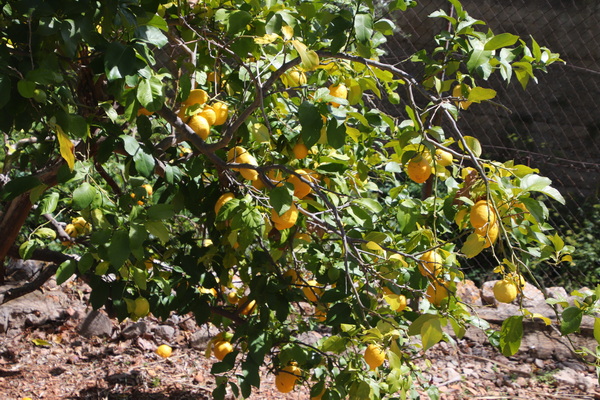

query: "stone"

left=153, top=325, right=176, bottom=341
left=122, top=321, right=147, bottom=339
left=0, top=288, right=68, bottom=333
left=481, top=281, right=496, bottom=305
left=456, top=279, right=482, bottom=306
left=78, top=309, right=113, bottom=338
left=519, top=283, right=546, bottom=308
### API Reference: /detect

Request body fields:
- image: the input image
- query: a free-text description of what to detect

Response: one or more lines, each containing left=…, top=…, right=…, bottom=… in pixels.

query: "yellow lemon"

left=395, top=294, right=407, bottom=312
left=470, top=200, right=497, bottom=229
left=287, top=69, right=307, bottom=86
left=452, top=84, right=472, bottom=110
left=475, top=220, right=499, bottom=248
left=288, top=169, right=317, bottom=199
left=155, top=344, right=172, bottom=358
left=207, top=71, right=221, bottom=85
left=275, top=364, right=301, bottom=393
left=199, top=106, right=217, bottom=126
left=215, top=192, right=235, bottom=215
left=493, top=279, right=518, bottom=303
left=406, top=155, right=431, bottom=183
left=418, top=251, right=443, bottom=277
left=271, top=203, right=299, bottom=230
left=302, top=279, right=323, bottom=302
left=227, top=146, right=258, bottom=181
left=227, top=291, right=240, bottom=304
left=435, top=149, right=453, bottom=167
left=363, top=344, right=385, bottom=370
left=238, top=296, right=257, bottom=315
left=212, top=101, right=229, bottom=125
left=183, top=88, right=208, bottom=107
left=292, top=142, right=309, bottom=159
left=426, top=280, right=448, bottom=306
left=213, top=340, right=234, bottom=361
left=328, top=83, right=347, bottom=107
left=64, top=223, right=78, bottom=238
left=188, top=114, right=211, bottom=140
left=133, top=297, right=150, bottom=317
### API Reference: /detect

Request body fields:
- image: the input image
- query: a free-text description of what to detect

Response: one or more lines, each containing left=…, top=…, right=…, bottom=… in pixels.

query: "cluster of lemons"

left=178, top=88, right=229, bottom=140
left=61, top=216, right=92, bottom=247
left=405, top=148, right=454, bottom=184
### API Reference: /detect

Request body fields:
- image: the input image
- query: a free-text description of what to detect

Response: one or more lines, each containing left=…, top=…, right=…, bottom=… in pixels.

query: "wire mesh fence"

left=383, top=0, right=600, bottom=289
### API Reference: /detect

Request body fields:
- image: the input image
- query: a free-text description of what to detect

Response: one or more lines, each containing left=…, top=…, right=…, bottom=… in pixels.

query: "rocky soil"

left=0, top=271, right=598, bottom=400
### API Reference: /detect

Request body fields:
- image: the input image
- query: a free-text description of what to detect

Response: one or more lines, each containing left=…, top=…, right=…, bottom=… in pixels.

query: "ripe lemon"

left=213, top=340, right=234, bottom=361
left=288, top=169, right=316, bottom=199
left=287, top=69, right=307, bottom=86
left=271, top=203, right=299, bottom=230
left=238, top=296, right=257, bottom=315
left=215, top=192, right=235, bottom=215
left=72, top=217, right=91, bottom=235
left=470, top=200, right=497, bottom=229
left=475, top=220, right=499, bottom=248
left=275, top=364, right=301, bottom=393
left=508, top=272, right=526, bottom=289
left=188, top=114, right=211, bottom=140
left=137, top=107, right=153, bottom=116
left=328, top=83, right=347, bottom=107
left=426, top=280, right=448, bottom=306
left=64, top=223, right=78, bottom=238
left=183, top=88, right=208, bottom=107
left=133, top=297, right=150, bottom=317
left=283, top=269, right=299, bottom=284
left=227, top=291, right=240, bottom=304
left=227, top=146, right=258, bottom=181
left=395, top=294, right=407, bottom=312
left=292, top=142, right=309, bottom=159
left=212, top=101, right=229, bottom=125
left=302, top=279, right=323, bottom=302
left=406, top=155, right=431, bottom=183
left=363, top=344, right=385, bottom=370
left=199, top=106, right=217, bottom=126
left=207, top=71, right=221, bottom=85
left=493, top=279, right=518, bottom=303
left=155, top=344, right=172, bottom=358
left=435, top=149, right=453, bottom=167
left=452, top=84, right=472, bottom=110
left=418, top=251, right=443, bottom=277
left=314, top=307, right=327, bottom=322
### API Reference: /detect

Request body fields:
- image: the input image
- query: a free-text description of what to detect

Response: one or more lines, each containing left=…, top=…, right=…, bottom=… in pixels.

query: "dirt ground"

left=0, top=278, right=598, bottom=400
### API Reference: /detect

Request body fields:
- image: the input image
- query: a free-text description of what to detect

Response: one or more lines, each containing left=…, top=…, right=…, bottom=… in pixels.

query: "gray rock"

left=122, top=321, right=147, bottom=339
left=481, top=281, right=497, bottom=305
left=553, top=367, right=597, bottom=391
left=6, top=259, right=45, bottom=281
left=189, top=324, right=221, bottom=350
left=0, top=288, right=68, bottom=333
left=153, top=325, right=176, bottom=341
left=78, top=309, right=113, bottom=338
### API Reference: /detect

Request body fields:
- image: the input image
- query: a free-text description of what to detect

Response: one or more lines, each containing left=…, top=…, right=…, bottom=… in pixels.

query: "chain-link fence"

left=383, top=0, right=600, bottom=288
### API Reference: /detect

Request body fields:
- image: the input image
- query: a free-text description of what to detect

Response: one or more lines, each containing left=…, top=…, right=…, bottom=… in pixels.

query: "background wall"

left=383, top=0, right=600, bottom=200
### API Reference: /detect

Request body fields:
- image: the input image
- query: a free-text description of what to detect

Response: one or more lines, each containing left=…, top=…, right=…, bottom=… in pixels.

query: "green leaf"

left=19, top=240, right=39, bottom=259
left=108, top=230, right=130, bottom=269
left=147, top=204, right=175, bottom=220
left=467, top=42, right=493, bottom=74
left=408, top=314, right=438, bottom=336
left=269, top=185, right=293, bottom=216
left=352, top=198, right=382, bottom=214
left=327, top=117, right=346, bottom=149
left=594, top=317, right=600, bottom=344
left=134, top=150, right=155, bottom=177
left=499, top=316, right=523, bottom=356
left=561, top=306, right=583, bottom=335
left=461, top=233, right=485, bottom=258
left=129, top=224, right=148, bottom=251
left=354, top=14, right=373, bottom=44
left=298, top=101, right=323, bottom=147
left=39, top=192, right=60, bottom=215
left=0, top=75, right=11, bottom=108
left=484, top=33, right=519, bottom=51
left=520, top=174, right=565, bottom=204
left=145, top=220, right=170, bottom=243
left=467, top=87, right=496, bottom=102
left=227, top=10, right=252, bottom=35
left=135, top=25, right=167, bottom=48
left=68, top=114, right=88, bottom=139
left=78, top=252, right=95, bottom=274
left=17, top=80, right=36, bottom=98
left=72, top=182, right=97, bottom=210
left=137, top=76, right=165, bottom=112
left=421, top=317, right=443, bottom=351
left=458, top=136, right=482, bottom=157
left=104, top=42, right=138, bottom=81
left=1, top=176, right=42, bottom=201
left=120, top=135, right=140, bottom=156
left=56, top=259, right=77, bottom=285
left=291, top=40, right=320, bottom=70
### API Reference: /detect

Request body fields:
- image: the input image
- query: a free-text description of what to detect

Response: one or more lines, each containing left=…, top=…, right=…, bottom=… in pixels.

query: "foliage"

left=0, top=0, right=596, bottom=397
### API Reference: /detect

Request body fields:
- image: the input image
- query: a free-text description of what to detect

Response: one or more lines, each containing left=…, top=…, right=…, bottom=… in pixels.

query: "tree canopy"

left=1, top=0, right=597, bottom=398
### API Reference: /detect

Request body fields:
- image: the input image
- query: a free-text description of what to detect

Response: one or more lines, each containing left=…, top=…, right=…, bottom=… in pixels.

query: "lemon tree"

left=1, top=0, right=595, bottom=399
